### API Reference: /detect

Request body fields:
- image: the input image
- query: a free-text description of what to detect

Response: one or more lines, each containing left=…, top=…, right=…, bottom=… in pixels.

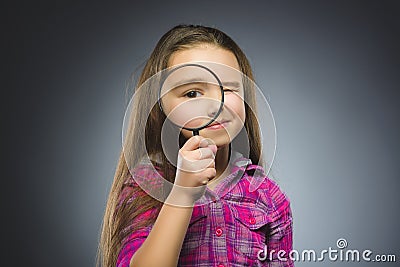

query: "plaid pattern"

left=117, top=154, right=293, bottom=267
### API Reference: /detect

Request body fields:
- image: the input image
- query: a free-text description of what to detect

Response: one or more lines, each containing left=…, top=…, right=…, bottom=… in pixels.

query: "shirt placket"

left=209, top=196, right=228, bottom=267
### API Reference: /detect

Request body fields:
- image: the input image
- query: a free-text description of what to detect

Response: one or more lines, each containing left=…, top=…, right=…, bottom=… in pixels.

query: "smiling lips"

left=206, top=120, right=229, bottom=130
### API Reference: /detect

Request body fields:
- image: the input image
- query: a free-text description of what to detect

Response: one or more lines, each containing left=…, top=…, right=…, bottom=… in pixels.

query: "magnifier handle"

left=192, top=130, right=199, bottom=136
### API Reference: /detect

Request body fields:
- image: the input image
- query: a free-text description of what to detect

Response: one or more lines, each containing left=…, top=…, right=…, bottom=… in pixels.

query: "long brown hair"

left=97, top=24, right=263, bottom=267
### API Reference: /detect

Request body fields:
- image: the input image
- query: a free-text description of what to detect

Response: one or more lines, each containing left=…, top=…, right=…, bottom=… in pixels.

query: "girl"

left=98, top=25, right=293, bottom=267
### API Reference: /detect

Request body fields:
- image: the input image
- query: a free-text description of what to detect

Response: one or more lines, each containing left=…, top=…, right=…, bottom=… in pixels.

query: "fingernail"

left=209, top=145, right=217, bottom=154
left=199, top=139, right=208, bottom=147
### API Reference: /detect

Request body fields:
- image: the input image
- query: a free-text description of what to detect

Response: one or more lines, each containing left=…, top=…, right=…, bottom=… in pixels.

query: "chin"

left=200, top=131, right=231, bottom=146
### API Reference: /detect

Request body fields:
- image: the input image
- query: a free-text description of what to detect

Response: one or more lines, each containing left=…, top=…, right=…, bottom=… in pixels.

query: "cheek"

left=224, top=94, right=246, bottom=123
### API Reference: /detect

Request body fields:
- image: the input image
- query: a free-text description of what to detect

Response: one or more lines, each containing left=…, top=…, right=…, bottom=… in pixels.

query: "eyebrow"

left=169, top=78, right=242, bottom=89
left=222, top=81, right=241, bottom=88
left=166, top=77, right=204, bottom=89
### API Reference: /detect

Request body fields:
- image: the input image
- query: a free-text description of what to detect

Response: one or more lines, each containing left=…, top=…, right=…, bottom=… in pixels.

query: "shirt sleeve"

left=116, top=209, right=154, bottom=267
left=115, top=173, right=157, bottom=267
left=264, top=179, right=294, bottom=267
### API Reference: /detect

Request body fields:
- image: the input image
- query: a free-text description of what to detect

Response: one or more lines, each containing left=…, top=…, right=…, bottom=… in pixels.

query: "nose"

left=205, top=85, right=224, bottom=118
left=208, top=100, right=223, bottom=118
left=208, top=110, right=217, bottom=118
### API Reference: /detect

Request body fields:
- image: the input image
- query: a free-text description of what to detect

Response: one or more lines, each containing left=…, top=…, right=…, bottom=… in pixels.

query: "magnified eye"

left=185, top=90, right=203, bottom=98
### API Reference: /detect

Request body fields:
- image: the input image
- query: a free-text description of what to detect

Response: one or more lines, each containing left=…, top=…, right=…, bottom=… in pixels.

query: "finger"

left=199, top=138, right=212, bottom=148
left=203, top=168, right=217, bottom=179
left=183, top=158, right=215, bottom=173
left=177, top=156, right=215, bottom=173
left=208, top=144, right=217, bottom=155
left=199, top=138, right=217, bottom=148
left=181, top=135, right=204, bottom=151
left=197, top=147, right=215, bottom=160
left=199, top=168, right=216, bottom=185
left=197, top=158, right=215, bottom=169
left=182, top=148, right=214, bottom=161
left=199, top=138, right=217, bottom=155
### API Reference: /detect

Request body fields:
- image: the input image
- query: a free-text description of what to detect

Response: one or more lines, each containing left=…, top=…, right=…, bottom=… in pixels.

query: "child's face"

left=167, top=45, right=246, bottom=148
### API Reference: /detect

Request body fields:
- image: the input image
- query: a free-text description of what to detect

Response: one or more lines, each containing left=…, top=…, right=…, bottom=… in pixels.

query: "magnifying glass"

left=158, top=63, right=224, bottom=136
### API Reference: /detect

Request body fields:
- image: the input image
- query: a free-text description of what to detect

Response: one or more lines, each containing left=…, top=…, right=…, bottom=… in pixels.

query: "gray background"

left=4, top=0, right=399, bottom=266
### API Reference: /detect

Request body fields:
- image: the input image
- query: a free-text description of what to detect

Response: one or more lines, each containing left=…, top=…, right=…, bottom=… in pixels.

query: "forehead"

left=168, top=45, right=240, bottom=71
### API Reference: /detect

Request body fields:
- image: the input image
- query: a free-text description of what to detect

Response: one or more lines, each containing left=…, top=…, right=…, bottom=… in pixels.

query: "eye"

left=185, top=90, right=202, bottom=98
left=223, top=88, right=238, bottom=93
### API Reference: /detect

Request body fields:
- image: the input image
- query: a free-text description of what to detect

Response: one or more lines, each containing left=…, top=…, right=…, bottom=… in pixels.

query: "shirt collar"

left=199, top=151, right=266, bottom=203
left=230, top=151, right=267, bottom=192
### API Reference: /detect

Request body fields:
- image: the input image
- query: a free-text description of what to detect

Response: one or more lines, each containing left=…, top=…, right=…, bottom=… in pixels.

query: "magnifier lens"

left=159, top=64, right=223, bottom=132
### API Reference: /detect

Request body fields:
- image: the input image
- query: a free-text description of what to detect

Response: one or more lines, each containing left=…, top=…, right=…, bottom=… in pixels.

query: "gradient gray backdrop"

left=4, top=1, right=399, bottom=266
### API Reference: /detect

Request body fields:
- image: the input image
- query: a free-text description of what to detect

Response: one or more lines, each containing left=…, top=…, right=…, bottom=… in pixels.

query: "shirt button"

left=249, top=217, right=256, bottom=224
left=217, top=264, right=225, bottom=267
left=215, top=228, right=223, bottom=236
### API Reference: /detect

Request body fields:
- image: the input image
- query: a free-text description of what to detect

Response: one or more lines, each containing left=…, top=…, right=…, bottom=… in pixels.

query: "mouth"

left=205, top=120, right=230, bottom=130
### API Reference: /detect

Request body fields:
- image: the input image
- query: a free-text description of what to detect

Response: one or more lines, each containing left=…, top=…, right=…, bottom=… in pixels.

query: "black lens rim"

left=158, top=63, right=225, bottom=133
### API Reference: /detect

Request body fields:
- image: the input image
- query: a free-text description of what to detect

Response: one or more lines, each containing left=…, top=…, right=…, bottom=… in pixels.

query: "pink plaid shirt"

left=117, top=154, right=293, bottom=267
